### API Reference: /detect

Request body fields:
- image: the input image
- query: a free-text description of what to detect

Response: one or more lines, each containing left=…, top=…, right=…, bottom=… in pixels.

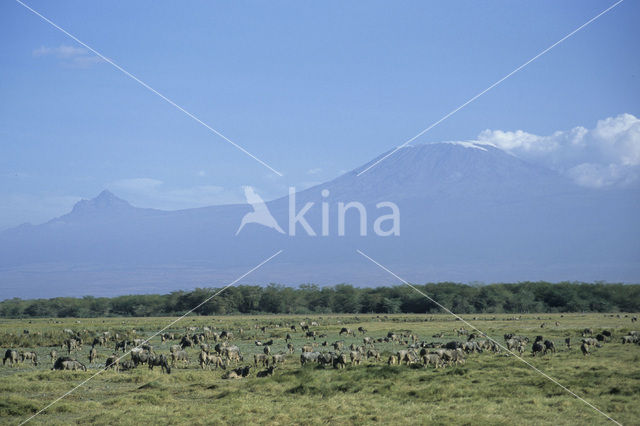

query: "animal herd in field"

left=3, top=317, right=640, bottom=382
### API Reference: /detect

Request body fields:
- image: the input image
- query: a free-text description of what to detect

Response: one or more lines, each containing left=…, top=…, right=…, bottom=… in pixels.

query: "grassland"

left=1, top=313, right=639, bottom=425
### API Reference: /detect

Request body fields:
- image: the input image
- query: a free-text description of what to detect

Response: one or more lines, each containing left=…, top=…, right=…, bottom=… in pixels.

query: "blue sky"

left=1, top=0, right=638, bottom=229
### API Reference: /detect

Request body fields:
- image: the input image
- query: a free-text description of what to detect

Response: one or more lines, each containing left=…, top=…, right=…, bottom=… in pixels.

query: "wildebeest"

left=131, top=348, right=152, bottom=366
left=53, top=357, right=87, bottom=371
left=349, top=351, right=363, bottom=366
left=580, top=342, right=590, bottom=356
left=148, top=354, right=171, bottom=374
left=105, top=354, right=119, bottom=370
left=19, top=351, right=38, bottom=366
left=263, top=346, right=271, bottom=355
left=115, top=340, right=128, bottom=353
left=271, top=354, right=287, bottom=366
left=300, top=352, right=320, bottom=366
left=358, top=327, right=367, bottom=334
left=305, top=331, right=317, bottom=340
left=171, top=350, right=189, bottom=367
left=565, top=337, right=571, bottom=349
left=396, top=350, right=418, bottom=365
left=287, top=343, right=294, bottom=354
left=315, top=352, right=334, bottom=368
left=222, top=346, right=242, bottom=364
left=582, top=328, right=594, bottom=337
left=180, top=335, right=194, bottom=349
left=366, top=349, right=380, bottom=362
left=543, top=340, right=556, bottom=355
left=422, top=354, right=442, bottom=369
left=339, top=328, right=354, bottom=337
left=89, top=347, right=97, bottom=363
left=257, top=366, right=276, bottom=377
left=3, top=349, right=19, bottom=366
left=301, top=344, right=313, bottom=353
left=254, top=353, right=269, bottom=367
left=199, top=351, right=224, bottom=370
left=50, top=349, right=58, bottom=364
left=332, top=341, right=344, bottom=351
left=222, top=365, right=251, bottom=379
left=332, top=353, right=348, bottom=369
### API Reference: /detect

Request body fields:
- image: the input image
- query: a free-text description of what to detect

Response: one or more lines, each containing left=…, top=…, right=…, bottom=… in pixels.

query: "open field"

left=1, top=313, right=640, bottom=425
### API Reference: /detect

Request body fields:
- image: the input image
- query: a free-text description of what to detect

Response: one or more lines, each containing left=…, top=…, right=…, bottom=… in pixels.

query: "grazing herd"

left=2, top=317, right=640, bottom=384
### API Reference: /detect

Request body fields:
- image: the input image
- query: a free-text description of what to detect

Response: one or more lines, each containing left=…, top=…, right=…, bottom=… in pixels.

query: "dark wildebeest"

left=3, top=349, right=19, bottom=366
left=582, top=328, right=594, bottom=337
left=543, top=340, right=556, bottom=354
left=565, top=337, right=571, bottom=349
left=180, top=335, right=194, bottom=349
left=148, top=354, right=171, bottom=374
left=580, top=342, right=590, bottom=356
left=105, top=354, right=119, bottom=370
left=257, top=366, right=276, bottom=377
left=306, top=331, right=317, bottom=340
left=115, top=340, right=128, bottom=353
left=332, top=353, right=348, bottom=369
left=358, top=327, right=367, bottom=335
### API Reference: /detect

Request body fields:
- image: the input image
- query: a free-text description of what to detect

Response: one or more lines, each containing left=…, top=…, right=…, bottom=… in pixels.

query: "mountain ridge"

left=1, top=141, right=638, bottom=299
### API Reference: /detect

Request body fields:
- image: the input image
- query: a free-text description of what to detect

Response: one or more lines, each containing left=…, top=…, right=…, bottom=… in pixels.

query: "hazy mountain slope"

left=1, top=142, right=638, bottom=298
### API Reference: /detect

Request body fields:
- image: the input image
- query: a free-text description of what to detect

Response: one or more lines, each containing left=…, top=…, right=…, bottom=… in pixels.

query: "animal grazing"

left=148, top=354, right=171, bottom=374
left=3, top=349, right=19, bottom=366
left=52, top=357, right=87, bottom=371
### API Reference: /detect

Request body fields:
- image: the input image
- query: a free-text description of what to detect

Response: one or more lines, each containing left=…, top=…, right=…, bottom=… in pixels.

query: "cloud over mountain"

left=477, top=113, right=640, bottom=188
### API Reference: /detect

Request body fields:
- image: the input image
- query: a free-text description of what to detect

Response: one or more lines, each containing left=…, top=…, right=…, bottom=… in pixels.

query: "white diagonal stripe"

left=357, top=0, right=625, bottom=176
left=15, top=0, right=283, bottom=177
left=356, top=249, right=622, bottom=425
left=19, top=249, right=284, bottom=425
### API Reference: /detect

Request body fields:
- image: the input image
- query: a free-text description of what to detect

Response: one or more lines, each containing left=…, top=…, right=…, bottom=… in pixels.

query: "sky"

left=0, top=0, right=638, bottom=229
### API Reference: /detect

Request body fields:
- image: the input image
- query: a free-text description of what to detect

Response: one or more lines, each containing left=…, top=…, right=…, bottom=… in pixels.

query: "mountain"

left=1, top=142, right=638, bottom=299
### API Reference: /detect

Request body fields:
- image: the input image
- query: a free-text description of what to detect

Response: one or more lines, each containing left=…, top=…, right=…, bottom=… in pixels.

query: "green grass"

left=1, top=313, right=639, bottom=425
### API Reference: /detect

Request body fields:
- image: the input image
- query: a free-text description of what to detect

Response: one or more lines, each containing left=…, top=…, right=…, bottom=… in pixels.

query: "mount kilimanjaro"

left=1, top=142, right=638, bottom=298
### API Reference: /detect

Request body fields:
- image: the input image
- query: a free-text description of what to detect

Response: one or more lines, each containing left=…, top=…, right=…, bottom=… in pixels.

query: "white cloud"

left=33, top=45, right=103, bottom=68
left=108, top=178, right=243, bottom=210
left=478, top=113, right=640, bottom=188
left=307, top=168, right=322, bottom=175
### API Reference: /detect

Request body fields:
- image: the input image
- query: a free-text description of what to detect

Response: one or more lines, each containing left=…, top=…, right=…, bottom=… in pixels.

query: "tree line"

left=0, top=282, right=638, bottom=318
